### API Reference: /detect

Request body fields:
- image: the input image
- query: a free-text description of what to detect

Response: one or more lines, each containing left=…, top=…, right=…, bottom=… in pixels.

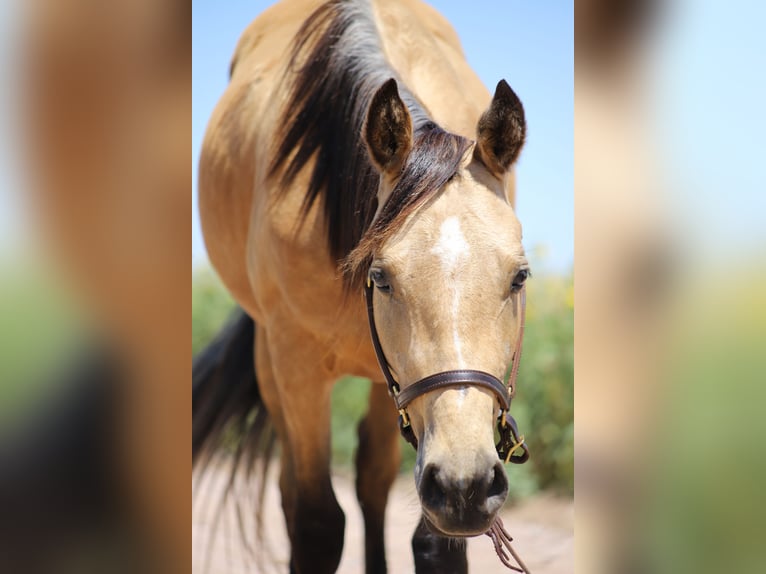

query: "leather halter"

left=364, top=277, right=530, bottom=464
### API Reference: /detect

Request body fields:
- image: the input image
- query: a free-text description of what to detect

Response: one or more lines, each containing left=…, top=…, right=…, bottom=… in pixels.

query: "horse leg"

left=259, top=322, right=345, bottom=574
left=355, top=382, right=401, bottom=574
left=254, top=328, right=299, bottom=544
left=412, top=516, right=468, bottom=574
left=279, top=386, right=344, bottom=574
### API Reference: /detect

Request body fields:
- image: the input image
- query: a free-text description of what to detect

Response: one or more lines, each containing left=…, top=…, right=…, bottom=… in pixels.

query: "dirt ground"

left=193, top=463, right=573, bottom=574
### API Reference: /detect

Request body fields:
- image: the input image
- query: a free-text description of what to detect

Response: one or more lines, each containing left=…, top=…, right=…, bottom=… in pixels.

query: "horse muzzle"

left=418, top=456, right=509, bottom=536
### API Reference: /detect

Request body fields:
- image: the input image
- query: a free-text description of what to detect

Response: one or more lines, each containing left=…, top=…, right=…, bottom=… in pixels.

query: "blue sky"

left=0, top=0, right=23, bottom=258
left=192, top=1, right=574, bottom=273
left=655, top=0, right=766, bottom=261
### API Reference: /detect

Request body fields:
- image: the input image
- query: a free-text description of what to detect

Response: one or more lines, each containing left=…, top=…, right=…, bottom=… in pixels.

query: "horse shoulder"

left=400, top=0, right=465, bottom=57
left=198, top=77, right=262, bottom=317
left=229, top=0, right=324, bottom=79
left=201, top=1, right=327, bottom=320
left=373, top=0, right=488, bottom=138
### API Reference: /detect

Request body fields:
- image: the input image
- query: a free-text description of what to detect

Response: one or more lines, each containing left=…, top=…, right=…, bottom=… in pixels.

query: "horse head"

left=353, top=78, right=529, bottom=536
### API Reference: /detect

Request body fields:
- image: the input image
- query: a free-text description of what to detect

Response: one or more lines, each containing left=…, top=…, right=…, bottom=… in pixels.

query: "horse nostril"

left=420, top=464, right=446, bottom=510
left=419, top=461, right=508, bottom=535
left=486, top=462, right=509, bottom=506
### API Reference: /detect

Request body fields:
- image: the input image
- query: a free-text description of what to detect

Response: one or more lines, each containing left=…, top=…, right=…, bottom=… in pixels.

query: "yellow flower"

left=565, top=283, right=574, bottom=309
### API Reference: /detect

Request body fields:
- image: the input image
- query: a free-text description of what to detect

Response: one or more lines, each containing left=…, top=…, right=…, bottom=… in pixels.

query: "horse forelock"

left=344, top=126, right=472, bottom=288
left=268, top=0, right=467, bottom=289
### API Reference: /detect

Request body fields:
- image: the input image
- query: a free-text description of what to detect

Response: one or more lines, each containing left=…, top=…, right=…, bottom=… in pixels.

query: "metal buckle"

left=496, top=411, right=529, bottom=464
left=392, top=385, right=410, bottom=427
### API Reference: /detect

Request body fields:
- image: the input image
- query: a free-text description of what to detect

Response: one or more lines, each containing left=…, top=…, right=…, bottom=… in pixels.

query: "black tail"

left=193, top=310, right=269, bottom=460
left=192, top=307, right=276, bottom=481
left=192, top=310, right=276, bottom=569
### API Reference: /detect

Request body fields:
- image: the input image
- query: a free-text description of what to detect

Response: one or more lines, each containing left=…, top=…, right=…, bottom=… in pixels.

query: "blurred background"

left=0, top=0, right=190, bottom=572
left=576, top=0, right=766, bottom=572
left=0, top=0, right=763, bottom=572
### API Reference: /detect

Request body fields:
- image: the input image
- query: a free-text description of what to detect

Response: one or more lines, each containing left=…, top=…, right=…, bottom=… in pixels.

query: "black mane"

left=269, top=0, right=470, bottom=287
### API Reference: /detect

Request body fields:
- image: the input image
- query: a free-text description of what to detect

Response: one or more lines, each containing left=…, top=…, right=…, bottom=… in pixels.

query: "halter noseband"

left=363, top=277, right=530, bottom=465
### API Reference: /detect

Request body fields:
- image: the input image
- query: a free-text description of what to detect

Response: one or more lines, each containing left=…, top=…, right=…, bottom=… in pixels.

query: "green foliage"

left=329, top=376, right=371, bottom=467
left=192, top=268, right=236, bottom=355
left=329, top=377, right=420, bottom=473
left=192, top=267, right=573, bottom=495
left=511, top=274, right=574, bottom=494
left=0, top=267, right=84, bottom=417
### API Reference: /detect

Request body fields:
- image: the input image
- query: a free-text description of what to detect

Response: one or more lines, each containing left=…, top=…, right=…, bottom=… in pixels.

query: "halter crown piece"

left=363, top=275, right=532, bottom=572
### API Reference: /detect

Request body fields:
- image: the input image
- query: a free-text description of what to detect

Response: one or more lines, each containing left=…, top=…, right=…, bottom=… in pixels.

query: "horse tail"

left=193, top=309, right=272, bottom=458
left=192, top=309, right=276, bottom=566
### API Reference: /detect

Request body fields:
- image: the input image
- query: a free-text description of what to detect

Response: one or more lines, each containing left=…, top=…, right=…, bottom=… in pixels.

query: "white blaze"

left=431, top=217, right=469, bottom=270
left=431, top=216, right=470, bottom=369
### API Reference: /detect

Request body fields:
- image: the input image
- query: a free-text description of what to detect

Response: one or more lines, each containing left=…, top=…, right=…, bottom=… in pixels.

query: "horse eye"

left=511, top=269, right=530, bottom=293
left=369, top=268, right=392, bottom=293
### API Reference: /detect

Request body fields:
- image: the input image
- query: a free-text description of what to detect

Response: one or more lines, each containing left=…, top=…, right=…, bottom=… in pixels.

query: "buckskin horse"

left=193, top=0, right=532, bottom=572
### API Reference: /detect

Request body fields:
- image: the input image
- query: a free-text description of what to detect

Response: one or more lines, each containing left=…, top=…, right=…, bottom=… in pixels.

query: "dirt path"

left=193, top=464, right=573, bottom=573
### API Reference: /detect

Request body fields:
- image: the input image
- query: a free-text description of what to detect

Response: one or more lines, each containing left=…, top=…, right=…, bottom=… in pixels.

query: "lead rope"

left=486, top=517, right=532, bottom=573
left=488, top=287, right=531, bottom=572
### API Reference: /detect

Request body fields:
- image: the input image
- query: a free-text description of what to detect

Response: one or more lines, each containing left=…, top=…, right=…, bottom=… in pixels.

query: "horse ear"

left=364, top=78, right=413, bottom=179
left=474, top=80, right=526, bottom=176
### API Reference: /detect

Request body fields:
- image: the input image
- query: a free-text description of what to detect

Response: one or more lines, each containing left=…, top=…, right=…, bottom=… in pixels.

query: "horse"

left=193, top=0, right=531, bottom=572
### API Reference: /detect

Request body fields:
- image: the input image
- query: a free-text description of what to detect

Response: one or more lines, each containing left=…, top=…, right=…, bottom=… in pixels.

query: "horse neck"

left=370, top=0, right=487, bottom=138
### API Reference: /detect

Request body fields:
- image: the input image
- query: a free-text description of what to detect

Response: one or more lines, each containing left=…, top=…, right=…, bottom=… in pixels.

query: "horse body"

left=201, top=0, right=496, bottom=331
left=197, top=1, right=528, bottom=572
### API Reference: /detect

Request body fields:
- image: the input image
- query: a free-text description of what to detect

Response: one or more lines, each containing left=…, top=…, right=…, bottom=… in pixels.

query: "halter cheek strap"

left=363, top=278, right=529, bottom=464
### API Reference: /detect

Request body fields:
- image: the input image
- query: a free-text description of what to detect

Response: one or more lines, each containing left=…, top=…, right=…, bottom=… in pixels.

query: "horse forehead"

left=430, top=216, right=470, bottom=270
left=385, top=183, right=521, bottom=266
left=420, top=193, right=518, bottom=254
